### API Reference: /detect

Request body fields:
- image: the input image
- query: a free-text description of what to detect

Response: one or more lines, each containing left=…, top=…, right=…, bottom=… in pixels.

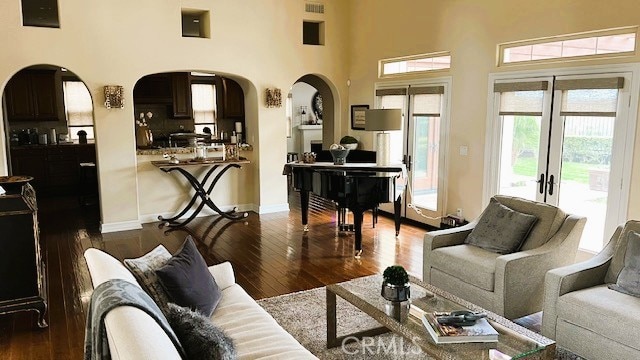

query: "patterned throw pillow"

left=609, top=231, right=640, bottom=297
left=166, top=303, right=236, bottom=360
left=465, top=198, right=538, bottom=254
left=124, top=245, right=172, bottom=312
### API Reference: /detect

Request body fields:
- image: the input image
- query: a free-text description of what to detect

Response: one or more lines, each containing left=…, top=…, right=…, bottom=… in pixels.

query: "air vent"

left=305, top=2, right=324, bottom=14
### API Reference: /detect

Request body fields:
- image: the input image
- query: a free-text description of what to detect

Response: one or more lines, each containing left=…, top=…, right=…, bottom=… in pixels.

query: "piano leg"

left=353, top=210, right=364, bottom=258
left=394, top=196, right=402, bottom=236
left=301, top=190, right=310, bottom=232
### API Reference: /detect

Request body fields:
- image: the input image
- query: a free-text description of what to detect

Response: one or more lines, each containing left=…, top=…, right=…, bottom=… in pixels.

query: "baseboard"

left=100, top=220, right=143, bottom=233
left=139, top=203, right=254, bottom=224
left=257, top=203, right=289, bottom=214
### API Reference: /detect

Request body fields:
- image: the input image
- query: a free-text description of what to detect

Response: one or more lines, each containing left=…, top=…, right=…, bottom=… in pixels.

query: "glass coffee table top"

left=326, top=275, right=555, bottom=360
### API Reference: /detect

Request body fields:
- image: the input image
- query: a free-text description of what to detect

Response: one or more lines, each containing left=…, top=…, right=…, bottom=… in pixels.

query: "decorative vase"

left=381, top=283, right=411, bottom=302
left=136, top=126, right=153, bottom=147
left=381, top=282, right=411, bottom=322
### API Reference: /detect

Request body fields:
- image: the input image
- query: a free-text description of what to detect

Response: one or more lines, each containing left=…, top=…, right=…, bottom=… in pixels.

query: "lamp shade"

left=363, top=109, right=402, bottom=131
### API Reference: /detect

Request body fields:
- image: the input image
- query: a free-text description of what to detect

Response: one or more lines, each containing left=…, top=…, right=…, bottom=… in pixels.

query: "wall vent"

left=305, top=2, right=324, bottom=14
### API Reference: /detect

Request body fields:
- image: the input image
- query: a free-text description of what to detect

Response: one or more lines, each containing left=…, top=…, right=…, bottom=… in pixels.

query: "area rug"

left=257, top=275, right=583, bottom=359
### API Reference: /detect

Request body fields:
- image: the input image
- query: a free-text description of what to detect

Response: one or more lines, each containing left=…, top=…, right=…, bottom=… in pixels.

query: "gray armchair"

left=423, top=195, right=586, bottom=320
left=543, top=220, right=640, bottom=360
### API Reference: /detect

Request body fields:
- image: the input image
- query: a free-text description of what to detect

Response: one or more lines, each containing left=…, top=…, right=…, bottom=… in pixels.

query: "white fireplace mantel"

left=297, top=125, right=322, bottom=153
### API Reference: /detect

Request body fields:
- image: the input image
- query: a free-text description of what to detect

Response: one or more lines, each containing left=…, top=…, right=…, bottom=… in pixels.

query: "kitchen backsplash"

left=134, top=104, right=194, bottom=145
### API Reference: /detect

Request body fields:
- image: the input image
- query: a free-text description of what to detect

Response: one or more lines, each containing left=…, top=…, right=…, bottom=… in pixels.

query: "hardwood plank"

left=0, top=192, right=430, bottom=359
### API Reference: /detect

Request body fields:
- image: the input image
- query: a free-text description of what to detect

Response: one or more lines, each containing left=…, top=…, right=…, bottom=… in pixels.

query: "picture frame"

left=351, top=104, right=369, bottom=130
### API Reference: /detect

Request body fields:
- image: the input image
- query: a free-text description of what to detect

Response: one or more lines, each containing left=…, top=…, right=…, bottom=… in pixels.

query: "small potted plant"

left=339, top=136, right=359, bottom=150
left=381, top=265, right=410, bottom=302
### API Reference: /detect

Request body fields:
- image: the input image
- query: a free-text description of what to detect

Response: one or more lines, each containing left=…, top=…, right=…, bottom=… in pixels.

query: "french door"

left=489, top=72, right=634, bottom=252
left=375, top=81, right=450, bottom=227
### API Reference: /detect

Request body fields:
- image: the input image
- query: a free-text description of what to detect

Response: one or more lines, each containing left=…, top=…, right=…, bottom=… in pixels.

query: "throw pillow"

left=124, top=245, right=172, bottom=312
left=156, top=236, right=222, bottom=317
left=465, top=198, right=538, bottom=254
left=166, top=303, right=236, bottom=360
left=608, top=231, right=640, bottom=297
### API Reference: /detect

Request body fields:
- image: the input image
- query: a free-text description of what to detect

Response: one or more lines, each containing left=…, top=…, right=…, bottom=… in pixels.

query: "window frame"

left=498, top=26, right=638, bottom=67
left=379, top=51, right=451, bottom=78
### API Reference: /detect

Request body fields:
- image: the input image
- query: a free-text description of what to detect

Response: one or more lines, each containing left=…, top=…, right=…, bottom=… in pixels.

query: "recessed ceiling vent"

left=305, top=2, right=324, bottom=14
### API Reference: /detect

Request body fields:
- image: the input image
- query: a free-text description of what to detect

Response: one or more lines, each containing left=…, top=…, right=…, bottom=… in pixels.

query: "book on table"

left=421, top=311, right=499, bottom=344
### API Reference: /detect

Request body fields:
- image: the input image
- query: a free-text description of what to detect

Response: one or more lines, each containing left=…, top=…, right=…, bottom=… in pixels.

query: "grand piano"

left=283, top=161, right=407, bottom=257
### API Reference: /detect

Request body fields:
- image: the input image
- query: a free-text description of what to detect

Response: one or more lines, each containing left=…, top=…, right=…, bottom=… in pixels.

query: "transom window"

left=499, top=27, right=637, bottom=66
left=379, top=52, right=451, bottom=77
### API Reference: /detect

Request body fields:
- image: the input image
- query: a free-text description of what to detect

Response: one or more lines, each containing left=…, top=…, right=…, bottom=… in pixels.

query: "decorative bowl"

left=330, top=148, right=350, bottom=165
left=340, top=143, right=358, bottom=150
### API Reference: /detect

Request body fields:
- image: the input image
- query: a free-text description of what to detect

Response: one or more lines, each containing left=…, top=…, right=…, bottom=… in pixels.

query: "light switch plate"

left=459, top=145, right=468, bottom=156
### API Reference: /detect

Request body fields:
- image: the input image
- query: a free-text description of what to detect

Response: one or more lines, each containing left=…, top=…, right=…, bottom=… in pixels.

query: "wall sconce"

left=104, top=85, right=124, bottom=109
left=265, top=88, right=282, bottom=108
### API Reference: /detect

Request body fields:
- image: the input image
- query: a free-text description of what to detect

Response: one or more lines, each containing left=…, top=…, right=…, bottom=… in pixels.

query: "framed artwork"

left=351, top=104, right=369, bottom=130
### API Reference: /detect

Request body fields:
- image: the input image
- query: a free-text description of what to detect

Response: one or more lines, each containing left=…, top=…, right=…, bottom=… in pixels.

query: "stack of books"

left=420, top=311, right=499, bottom=344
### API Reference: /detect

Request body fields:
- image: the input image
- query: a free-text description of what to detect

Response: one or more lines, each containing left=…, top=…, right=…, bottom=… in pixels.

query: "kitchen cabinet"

left=0, top=181, right=47, bottom=328
left=218, top=77, right=245, bottom=119
left=9, top=144, right=96, bottom=196
left=171, top=73, right=192, bottom=118
left=5, top=70, right=59, bottom=122
left=133, top=74, right=172, bottom=104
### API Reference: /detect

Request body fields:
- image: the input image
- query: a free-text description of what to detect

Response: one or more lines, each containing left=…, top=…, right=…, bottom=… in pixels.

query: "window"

left=22, top=0, right=59, bottom=28
left=303, top=21, right=324, bottom=45
left=191, top=83, right=216, bottom=134
left=181, top=9, right=210, bottom=38
left=499, top=27, right=637, bottom=66
left=63, top=81, right=94, bottom=140
left=379, top=52, right=451, bottom=77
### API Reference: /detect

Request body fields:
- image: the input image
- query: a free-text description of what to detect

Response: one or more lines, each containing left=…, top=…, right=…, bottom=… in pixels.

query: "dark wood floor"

left=0, top=193, right=427, bottom=359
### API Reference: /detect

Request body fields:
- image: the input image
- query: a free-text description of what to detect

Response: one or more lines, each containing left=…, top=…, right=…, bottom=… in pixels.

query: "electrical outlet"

left=456, top=208, right=463, bottom=218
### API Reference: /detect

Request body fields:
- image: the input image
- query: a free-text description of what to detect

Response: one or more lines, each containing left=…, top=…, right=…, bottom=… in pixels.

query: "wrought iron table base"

left=158, top=163, right=248, bottom=228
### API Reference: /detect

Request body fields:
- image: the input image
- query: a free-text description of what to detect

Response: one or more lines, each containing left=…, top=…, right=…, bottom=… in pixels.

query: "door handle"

left=547, top=174, right=555, bottom=196
left=537, top=173, right=545, bottom=194
left=407, top=155, right=412, bottom=171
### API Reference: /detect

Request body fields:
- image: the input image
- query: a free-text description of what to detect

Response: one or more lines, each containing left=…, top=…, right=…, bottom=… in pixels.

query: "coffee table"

left=326, top=275, right=555, bottom=359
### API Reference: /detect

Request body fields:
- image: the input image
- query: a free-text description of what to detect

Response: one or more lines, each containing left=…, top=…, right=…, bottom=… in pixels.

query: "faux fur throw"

left=84, top=279, right=186, bottom=360
left=166, top=303, right=237, bottom=360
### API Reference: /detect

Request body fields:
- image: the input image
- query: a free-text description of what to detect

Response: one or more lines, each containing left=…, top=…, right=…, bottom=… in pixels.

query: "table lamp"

left=364, top=109, right=402, bottom=166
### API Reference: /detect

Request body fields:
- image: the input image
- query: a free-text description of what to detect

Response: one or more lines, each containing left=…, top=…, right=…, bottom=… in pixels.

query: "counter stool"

left=79, top=162, right=98, bottom=206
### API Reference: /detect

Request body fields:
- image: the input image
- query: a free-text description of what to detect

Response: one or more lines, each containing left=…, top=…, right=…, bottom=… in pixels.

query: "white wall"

left=288, top=81, right=319, bottom=154
left=348, top=0, right=640, bottom=222
left=0, top=0, right=351, bottom=230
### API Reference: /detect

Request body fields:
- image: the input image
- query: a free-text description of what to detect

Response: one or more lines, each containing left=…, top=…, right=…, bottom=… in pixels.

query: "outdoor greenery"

left=513, top=157, right=608, bottom=184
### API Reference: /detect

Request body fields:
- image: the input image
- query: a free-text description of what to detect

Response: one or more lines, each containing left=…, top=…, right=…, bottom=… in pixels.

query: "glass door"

left=375, top=83, right=449, bottom=227
left=491, top=74, right=631, bottom=251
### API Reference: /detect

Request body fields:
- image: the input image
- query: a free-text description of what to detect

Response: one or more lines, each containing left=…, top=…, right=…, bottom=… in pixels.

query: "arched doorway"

left=287, top=74, right=337, bottom=158
left=2, top=64, right=100, bottom=217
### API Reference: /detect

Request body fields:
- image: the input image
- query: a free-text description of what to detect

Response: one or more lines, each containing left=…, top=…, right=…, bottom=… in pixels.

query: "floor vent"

left=305, top=2, right=324, bottom=14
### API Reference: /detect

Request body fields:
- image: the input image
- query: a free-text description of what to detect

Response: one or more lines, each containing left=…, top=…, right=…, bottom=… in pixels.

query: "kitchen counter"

left=136, top=144, right=253, bottom=156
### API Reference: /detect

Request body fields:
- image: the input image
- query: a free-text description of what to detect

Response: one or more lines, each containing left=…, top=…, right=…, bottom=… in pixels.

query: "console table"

left=152, top=159, right=250, bottom=227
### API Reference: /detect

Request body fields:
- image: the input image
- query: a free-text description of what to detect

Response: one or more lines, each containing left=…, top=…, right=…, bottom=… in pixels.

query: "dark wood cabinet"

left=5, top=70, right=59, bottom=122
left=9, top=144, right=96, bottom=196
left=133, top=74, right=172, bottom=104
left=0, top=182, right=47, bottom=328
left=218, top=77, right=245, bottom=119
left=171, top=73, right=192, bottom=118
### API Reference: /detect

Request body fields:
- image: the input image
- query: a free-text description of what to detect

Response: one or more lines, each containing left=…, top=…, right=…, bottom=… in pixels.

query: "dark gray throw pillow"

left=156, top=236, right=222, bottom=317
left=166, top=303, right=236, bottom=360
left=465, top=198, right=538, bottom=254
left=608, top=231, right=640, bottom=297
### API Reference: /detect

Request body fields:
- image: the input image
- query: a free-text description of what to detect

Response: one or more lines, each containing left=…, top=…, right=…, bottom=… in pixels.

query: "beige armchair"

left=543, top=220, right=640, bottom=360
left=423, top=195, right=586, bottom=320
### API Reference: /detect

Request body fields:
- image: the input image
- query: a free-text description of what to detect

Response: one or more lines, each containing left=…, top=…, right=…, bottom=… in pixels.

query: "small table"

left=326, top=275, right=555, bottom=359
left=152, top=158, right=249, bottom=227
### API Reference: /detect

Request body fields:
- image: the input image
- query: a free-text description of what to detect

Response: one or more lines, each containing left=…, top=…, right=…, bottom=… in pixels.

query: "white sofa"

left=84, top=248, right=317, bottom=359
